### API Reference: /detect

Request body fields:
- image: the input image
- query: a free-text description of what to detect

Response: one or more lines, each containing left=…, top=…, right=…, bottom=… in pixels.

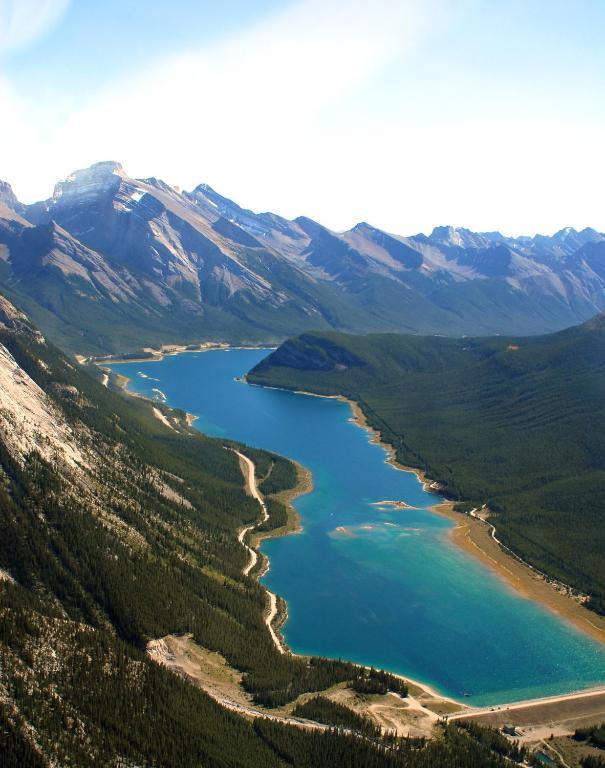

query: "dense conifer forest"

left=291, top=696, right=381, bottom=736
left=575, top=722, right=605, bottom=750
left=248, top=316, right=605, bottom=613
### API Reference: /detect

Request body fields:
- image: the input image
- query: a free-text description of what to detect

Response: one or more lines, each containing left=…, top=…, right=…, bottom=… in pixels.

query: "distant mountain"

left=248, top=316, right=605, bottom=614
left=1, top=161, right=604, bottom=354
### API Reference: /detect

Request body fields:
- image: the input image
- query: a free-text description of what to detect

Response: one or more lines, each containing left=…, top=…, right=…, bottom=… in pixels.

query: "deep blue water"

left=110, top=349, right=605, bottom=705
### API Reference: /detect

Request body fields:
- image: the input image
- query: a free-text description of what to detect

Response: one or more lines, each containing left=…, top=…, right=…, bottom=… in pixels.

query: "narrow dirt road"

left=235, top=450, right=268, bottom=576
left=234, top=449, right=286, bottom=654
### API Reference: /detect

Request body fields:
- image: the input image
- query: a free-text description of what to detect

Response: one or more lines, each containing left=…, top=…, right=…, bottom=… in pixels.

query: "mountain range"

left=1, top=161, right=604, bottom=354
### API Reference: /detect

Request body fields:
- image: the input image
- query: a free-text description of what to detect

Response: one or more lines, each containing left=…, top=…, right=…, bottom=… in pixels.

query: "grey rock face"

left=0, top=161, right=603, bottom=354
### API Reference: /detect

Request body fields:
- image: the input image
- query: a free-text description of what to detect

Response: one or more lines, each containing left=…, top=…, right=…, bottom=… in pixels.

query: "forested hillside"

left=0, top=297, right=517, bottom=765
left=248, top=317, right=605, bottom=613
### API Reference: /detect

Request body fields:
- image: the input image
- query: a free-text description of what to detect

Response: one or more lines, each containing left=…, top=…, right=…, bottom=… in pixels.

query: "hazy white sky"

left=1, top=0, right=604, bottom=236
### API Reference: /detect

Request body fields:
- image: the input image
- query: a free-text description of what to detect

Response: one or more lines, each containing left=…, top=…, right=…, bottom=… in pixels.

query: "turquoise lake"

left=110, top=348, right=605, bottom=705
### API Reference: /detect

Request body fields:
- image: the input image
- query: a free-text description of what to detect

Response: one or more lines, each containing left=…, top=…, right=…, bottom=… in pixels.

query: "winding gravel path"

left=234, top=450, right=286, bottom=654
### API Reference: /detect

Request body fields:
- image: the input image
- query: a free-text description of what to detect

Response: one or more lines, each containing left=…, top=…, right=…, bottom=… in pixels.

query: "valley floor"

left=108, top=351, right=605, bottom=741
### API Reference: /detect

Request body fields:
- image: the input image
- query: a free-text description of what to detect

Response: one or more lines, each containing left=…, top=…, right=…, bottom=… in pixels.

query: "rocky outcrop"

left=0, top=293, right=28, bottom=331
left=0, top=180, right=25, bottom=215
left=0, top=341, right=86, bottom=468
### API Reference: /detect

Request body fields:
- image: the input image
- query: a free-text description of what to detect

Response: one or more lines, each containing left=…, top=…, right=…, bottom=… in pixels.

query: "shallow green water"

left=110, top=348, right=605, bottom=705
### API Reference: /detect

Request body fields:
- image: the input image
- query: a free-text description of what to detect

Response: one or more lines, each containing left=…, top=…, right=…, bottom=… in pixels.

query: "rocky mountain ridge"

left=1, top=161, right=604, bottom=354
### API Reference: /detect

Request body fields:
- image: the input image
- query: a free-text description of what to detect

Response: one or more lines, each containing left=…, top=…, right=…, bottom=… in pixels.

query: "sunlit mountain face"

left=0, top=161, right=604, bottom=355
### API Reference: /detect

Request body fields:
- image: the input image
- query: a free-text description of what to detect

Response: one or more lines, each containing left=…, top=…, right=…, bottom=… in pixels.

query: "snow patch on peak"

left=553, top=227, right=577, bottom=240
left=53, top=162, right=126, bottom=206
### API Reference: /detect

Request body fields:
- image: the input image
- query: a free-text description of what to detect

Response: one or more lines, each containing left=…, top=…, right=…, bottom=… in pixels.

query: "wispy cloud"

left=0, top=0, right=439, bottom=202
left=1, top=0, right=603, bottom=236
left=0, top=0, right=70, bottom=53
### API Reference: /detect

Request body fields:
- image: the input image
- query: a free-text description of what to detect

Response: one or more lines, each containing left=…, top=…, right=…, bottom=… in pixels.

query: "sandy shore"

left=287, top=389, right=605, bottom=647
left=435, top=504, right=605, bottom=644
left=250, top=461, right=313, bottom=551
left=93, top=341, right=229, bottom=365
left=101, top=367, right=200, bottom=430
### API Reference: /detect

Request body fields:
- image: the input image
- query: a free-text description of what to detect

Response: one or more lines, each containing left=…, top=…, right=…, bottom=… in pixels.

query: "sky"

left=0, top=0, right=604, bottom=236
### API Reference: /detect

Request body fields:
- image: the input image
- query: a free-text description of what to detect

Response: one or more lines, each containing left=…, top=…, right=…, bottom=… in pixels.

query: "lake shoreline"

left=109, top=353, right=605, bottom=712
left=91, top=341, right=275, bottom=366
left=110, top=361, right=469, bottom=708
left=237, top=448, right=468, bottom=711
left=303, top=389, right=605, bottom=648
left=244, top=378, right=605, bottom=647
left=239, top=446, right=605, bottom=715
left=250, top=461, right=313, bottom=558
